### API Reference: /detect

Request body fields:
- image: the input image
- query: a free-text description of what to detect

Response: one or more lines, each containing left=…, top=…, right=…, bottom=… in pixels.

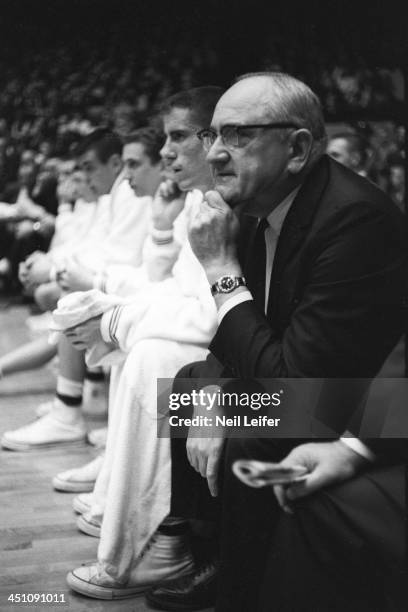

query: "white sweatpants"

left=89, top=338, right=208, bottom=583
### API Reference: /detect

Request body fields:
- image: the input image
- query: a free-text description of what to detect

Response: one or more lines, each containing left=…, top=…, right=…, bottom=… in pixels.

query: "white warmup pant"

left=89, top=338, right=209, bottom=583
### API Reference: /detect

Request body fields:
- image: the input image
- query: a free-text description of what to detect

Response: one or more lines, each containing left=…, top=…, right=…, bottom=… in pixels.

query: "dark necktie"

left=244, top=218, right=268, bottom=311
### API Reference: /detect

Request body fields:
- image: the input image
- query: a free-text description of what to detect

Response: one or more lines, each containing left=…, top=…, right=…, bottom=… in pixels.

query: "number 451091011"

left=8, top=593, right=66, bottom=604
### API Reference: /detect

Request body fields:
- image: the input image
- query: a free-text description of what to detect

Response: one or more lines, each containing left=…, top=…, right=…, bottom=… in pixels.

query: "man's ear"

left=109, top=153, right=123, bottom=174
left=287, top=129, right=313, bottom=175
left=349, top=152, right=361, bottom=170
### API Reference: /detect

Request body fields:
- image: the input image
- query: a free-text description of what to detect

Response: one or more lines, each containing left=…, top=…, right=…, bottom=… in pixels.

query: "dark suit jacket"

left=209, top=155, right=408, bottom=454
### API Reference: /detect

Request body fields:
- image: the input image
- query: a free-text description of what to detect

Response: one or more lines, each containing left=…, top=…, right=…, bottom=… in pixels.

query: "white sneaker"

left=82, top=379, right=108, bottom=418
left=35, top=400, right=54, bottom=418
left=66, top=532, right=194, bottom=599
left=77, top=510, right=102, bottom=538
left=72, top=492, right=94, bottom=514
left=1, top=413, right=86, bottom=451
left=52, top=453, right=104, bottom=492
left=26, top=312, right=53, bottom=334
left=87, top=427, right=107, bottom=448
left=36, top=397, right=80, bottom=419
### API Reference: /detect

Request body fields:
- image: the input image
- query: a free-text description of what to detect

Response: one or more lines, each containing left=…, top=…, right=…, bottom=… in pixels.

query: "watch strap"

left=210, top=276, right=246, bottom=296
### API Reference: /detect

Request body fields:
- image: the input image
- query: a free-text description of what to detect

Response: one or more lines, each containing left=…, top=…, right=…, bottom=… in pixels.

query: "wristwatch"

left=210, top=275, right=246, bottom=296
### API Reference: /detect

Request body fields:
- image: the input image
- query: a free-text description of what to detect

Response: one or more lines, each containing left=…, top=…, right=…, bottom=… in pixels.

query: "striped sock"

left=85, top=367, right=104, bottom=383
left=56, top=376, right=83, bottom=406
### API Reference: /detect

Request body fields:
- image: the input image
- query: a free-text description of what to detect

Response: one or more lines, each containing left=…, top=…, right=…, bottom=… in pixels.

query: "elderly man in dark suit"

left=146, top=73, right=407, bottom=612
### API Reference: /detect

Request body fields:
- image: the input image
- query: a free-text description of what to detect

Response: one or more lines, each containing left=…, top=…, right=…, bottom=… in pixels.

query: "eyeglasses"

left=197, top=123, right=300, bottom=152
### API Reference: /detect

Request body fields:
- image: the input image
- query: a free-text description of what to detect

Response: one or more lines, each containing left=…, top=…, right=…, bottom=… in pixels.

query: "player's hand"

left=151, top=180, right=185, bottom=231
left=64, top=315, right=103, bottom=350
left=25, top=253, right=52, bottom=285
left=57, top=257, right=94, bottom=292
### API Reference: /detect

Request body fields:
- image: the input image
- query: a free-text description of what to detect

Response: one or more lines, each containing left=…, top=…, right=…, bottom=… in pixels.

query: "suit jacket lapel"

left=267, top=156, right=330, bottom=317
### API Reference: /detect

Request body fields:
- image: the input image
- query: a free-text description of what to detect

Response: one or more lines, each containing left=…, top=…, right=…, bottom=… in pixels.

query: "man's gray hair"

left=236, top=72, right=328, bottom=159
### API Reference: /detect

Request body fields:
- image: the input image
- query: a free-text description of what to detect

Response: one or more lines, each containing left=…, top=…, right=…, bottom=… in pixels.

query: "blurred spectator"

left=385, top=153, right=405, bottom=213
left=0, top=5, right=403, bottom=292
left=327, top=132, right=369, bottom=177
left=0, top=136, right=20, bottom=194
left=0, top=156, right=60, bottom=293
left=326, top=122, right=405, bottom=209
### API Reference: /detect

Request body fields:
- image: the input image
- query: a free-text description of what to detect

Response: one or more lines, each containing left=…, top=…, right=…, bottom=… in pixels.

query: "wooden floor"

left=0, top=304, right=166, bottom=612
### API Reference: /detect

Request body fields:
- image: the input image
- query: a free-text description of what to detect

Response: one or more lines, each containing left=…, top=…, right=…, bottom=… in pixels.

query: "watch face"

left=219, top=276, right=236, bottom=292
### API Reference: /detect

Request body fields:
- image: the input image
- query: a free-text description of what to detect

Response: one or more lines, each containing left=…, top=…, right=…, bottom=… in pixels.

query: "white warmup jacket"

left=84, top=190, right=218, bottom=581
left=49, top=198, right=97, bottom=251
left=50, top=174, right=150, bottom=273
left=98, top=189, right=217, bottom=356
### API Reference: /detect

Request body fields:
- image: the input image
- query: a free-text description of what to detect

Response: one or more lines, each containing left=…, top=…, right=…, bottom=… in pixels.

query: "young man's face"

left=71, top=169, right=94, bottom=202
left=160, top=107, right=212, bottom=192
left=57, top=159, right=76, bottom=184
left=78, top=149, right=121, bottom=197
left=122, top=142, right=161, bottom=197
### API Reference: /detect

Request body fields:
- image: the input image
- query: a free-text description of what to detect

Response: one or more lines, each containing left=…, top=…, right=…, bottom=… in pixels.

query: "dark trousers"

left=170, top=358, right=223, bottom=523
left=170, top=362, right=305, bottom=610
left=258, top=463, right=406, bottom=612
left=170, top=364, right=406, bottom=612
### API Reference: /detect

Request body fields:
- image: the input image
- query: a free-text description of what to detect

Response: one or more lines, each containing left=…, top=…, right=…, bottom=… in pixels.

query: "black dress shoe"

left=145, top=560, right=217, bottom=611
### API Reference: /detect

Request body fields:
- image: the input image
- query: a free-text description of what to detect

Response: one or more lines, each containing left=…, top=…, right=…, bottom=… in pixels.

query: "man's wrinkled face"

left=160, top=107, right=212, bottom=192
left=122, top=142, right=161, bottom=197
left=206, top=81, right=293, bottom=206
left=79, top=149, right=119, bottom=197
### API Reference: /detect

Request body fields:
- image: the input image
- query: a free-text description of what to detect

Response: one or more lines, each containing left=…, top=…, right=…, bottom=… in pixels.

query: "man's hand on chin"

left=188, top=190, right=241, bottom=284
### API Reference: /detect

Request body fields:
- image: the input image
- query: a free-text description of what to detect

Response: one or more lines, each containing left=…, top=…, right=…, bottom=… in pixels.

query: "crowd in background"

left=0, top=33, right=403, bottom=157
left=0, top=3, right=404, bottom=296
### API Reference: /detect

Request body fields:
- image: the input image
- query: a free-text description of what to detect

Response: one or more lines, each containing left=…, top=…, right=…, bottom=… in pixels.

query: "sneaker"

left=26, top=312, right=53, bottom=334
left=77, top=511, right=102, bottom=537
left=82, top=380, right=108, bottom=418
left=35, top=400, right=54, bottom=418
left=66, top=532, right=195, bottom=599
left=1, top=413, right=87, bottom=451
left=87, top=427, right=107, bottom=448
left=146, top=559, right=217, bottom=611
left=73, top=493, right=94, bottom=514
left=52, top=453, right=104, bottom=492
